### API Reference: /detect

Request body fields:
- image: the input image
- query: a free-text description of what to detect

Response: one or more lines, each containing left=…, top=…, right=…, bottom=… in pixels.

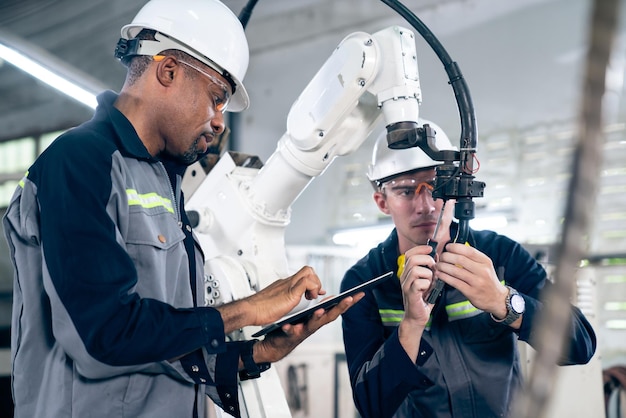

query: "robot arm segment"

left=368, top=26, right=422, bottom=127
left=186, top=26, right=424, bottom=303
left=250, top=26, right=422, bottom=218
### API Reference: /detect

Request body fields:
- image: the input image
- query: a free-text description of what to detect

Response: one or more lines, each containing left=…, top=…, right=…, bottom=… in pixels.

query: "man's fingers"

left=410, top=278, right=431, bottom=293
left=405, top=245, right=436, bottom=258
left=401, top=265, right=433, bottom=289
left=333, top=293, right=363, bottom=314
left=306, top=293, right=362, bottom=329
left=288, top=268, right=324, bottom=300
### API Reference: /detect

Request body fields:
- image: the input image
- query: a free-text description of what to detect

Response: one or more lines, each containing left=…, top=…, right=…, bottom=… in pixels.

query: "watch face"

left=510, top=294, right=525, bottom=314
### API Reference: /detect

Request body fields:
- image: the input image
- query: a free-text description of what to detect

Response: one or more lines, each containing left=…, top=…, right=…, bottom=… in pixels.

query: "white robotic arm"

left=186, top=24, right=421, bottom=297
left=183, top=25, right=422, bottom=418
left=252, top=26, right=421, bottom=216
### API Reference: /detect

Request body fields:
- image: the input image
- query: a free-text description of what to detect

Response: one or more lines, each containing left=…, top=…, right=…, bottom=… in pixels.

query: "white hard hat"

left=367, top=119, right=456, bottom=182
left=120, top=0, right=250, bottom=112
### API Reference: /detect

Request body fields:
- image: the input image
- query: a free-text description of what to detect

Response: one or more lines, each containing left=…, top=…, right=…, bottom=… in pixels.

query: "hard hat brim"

left=226, top=84, right=249, bottom=112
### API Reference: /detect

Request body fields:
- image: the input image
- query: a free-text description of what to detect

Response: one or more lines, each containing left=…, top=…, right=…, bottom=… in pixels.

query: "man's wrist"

left=216, top=298, right=257, bottom=333
left=239, top=339, right=271, bottom=381
left=399, top=317, right=428, bottom=332
left=490, top=286, right=525, bottom=326
left=490, top=305, right=508, bottom=321
left=489, top=285, right=510, bottom=320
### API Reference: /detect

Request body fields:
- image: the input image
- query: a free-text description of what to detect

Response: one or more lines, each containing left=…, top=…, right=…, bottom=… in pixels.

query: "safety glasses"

left=381, top=178, right=435, bottom=200
left=153, top=55, right=231, bottom=113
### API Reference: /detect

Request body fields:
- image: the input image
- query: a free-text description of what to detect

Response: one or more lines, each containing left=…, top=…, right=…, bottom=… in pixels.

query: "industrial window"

left=0, top=130, right=63, bottom=208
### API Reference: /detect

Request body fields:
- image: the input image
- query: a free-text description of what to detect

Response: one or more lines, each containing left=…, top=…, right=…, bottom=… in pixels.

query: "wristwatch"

left=491, top=286, right=525, bottom=326
left=239, top=339, right=271, bottom=381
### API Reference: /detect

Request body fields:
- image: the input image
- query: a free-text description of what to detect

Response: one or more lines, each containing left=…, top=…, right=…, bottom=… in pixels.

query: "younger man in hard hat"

left=3, top=1, right=361, bottom=417
left=340, top=120, right=597, bottom=418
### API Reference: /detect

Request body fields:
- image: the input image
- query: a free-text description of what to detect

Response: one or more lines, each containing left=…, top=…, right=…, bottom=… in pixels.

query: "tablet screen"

left=252, top=271, right=394, bottom=337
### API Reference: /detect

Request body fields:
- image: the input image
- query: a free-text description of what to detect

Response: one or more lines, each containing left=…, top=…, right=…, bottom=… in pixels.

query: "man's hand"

left=436, top=243, right=508, bottom=316
left=398, top=245, right=435, bottom=361
left=246, top=266, right=327, bottom=326
left=217, top=266, right=329, bottom=334
left=252, top=292, right=364, bottom=363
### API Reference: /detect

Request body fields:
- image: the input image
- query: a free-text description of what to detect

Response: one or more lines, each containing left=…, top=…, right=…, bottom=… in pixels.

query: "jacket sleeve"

left=341, top=268, right=433, bottom=418
left=518, top=291, right=597, bottom=365
left=492, top=234, right=597, bottom=365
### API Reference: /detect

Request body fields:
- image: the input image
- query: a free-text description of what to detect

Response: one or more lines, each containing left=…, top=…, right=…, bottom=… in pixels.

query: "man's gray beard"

left=179, top=137, right=202, bottom=165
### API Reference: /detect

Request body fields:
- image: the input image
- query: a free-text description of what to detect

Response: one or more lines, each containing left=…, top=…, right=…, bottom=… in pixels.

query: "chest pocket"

left=124, top=188, right=184, bottom=248
left=124, top=189, right=187, bottom=302
left=125, top=209, right=185, bottom=250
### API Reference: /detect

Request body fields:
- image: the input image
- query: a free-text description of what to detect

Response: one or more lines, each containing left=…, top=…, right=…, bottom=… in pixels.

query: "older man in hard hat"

left=340, top=121, right=597, bottom=418
left=3, top=1, right=361, bottom=417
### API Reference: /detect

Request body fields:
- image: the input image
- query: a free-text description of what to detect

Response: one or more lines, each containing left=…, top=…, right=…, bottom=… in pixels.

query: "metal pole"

left=511, top=0, right=621, bottom=416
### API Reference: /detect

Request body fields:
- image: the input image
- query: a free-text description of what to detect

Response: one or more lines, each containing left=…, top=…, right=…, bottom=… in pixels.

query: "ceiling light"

left=332, top=222, right=394, bottom=248
left=606, top=319, right=626, bottom=330
left=0, top=30, right=107, bottom=110
left=469, top=214, right=508, bottom=230
left=0, top=43, right=97, bottom=109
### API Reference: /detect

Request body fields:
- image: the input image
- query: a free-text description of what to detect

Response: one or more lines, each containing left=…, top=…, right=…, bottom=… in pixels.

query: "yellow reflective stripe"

left=446, top=300, right=482, bottom=320
left=18, top=170, right=28, bottom=188
left=126, top=189, right=174, bottom=213
left=378, top=279, right=511, bottom=326
left=379, top=309, right=432, bottom=329
left=445, top=281, right=505, bottom=321
left=379, top=309, right=403, bottom=324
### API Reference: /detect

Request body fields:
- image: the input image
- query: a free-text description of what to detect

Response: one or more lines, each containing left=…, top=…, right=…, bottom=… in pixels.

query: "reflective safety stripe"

left=126, top=189, right=174, bottom=213
left=445, top=280, right=506, bottom=321
left=379, top=309, right=404, bottom=326
left=18, top=171, right=28, bottom=188
left=379, top=302, right=483, bottom=325
left=446, top=300, right=483, bottom=321
left=379, top=302, right=483, bottom=324
left=379, top=309, right=432, bottom=329
left=378, top=282, right=507, bottom=326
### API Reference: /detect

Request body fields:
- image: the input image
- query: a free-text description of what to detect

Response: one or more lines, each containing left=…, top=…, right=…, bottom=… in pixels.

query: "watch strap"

left=490, top=286, right=524, bottom=326
left=239, top=339, right=271, bottom=381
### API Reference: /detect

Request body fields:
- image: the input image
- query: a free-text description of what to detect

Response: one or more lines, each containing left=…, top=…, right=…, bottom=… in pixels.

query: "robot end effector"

left=385, top=121, right=485, bottom=223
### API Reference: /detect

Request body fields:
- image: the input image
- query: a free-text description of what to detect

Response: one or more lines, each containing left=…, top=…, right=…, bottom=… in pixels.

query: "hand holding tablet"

left=252, top=271, right=394, bottom=337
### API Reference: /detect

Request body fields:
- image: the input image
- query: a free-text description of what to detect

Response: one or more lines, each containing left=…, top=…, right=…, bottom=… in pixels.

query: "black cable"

left=379, top=0, right=482, bottom=243
left=379, top=0, right=476, bottom=152
left=228, top=0, right=260, bottom=152
left=238, top=0, right=259, bottom=29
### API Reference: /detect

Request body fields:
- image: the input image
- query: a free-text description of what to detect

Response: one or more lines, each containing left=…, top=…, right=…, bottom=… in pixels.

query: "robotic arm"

left=247, top=26, right=424, bottom=219
left=184, top=25, right=424, bottom=309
